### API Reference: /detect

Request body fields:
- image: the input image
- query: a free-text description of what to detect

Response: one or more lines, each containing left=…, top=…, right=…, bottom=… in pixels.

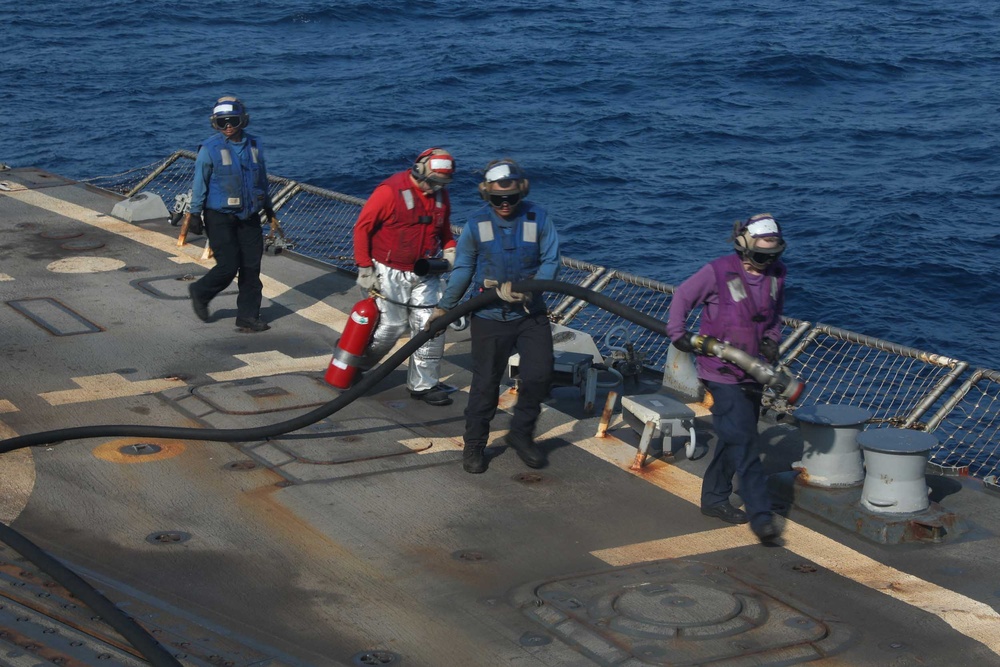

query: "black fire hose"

left=0, top=279, right=666, bottom=453
left=0, top=521, right=184, bottom=666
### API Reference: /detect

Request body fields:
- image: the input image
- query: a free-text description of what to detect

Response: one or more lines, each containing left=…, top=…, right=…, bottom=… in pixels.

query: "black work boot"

left=463, top=445, right=487, bottom=474
left=752, top=517, right=783, bottom=544
left=410, top=384, right=453, bottom=406
left=505, top=432, right=546, bottom=469
left=188, top=284, right=210, bottom=322
left=235, top=318, right=270, bottom=333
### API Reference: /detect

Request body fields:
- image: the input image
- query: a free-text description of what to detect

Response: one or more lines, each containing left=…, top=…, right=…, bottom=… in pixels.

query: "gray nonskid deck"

left=1, top=170, right=999, bottom=665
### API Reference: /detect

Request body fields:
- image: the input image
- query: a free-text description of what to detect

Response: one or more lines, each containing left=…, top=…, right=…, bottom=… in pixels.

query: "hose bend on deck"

left=0, top=279, right=656, bottom=452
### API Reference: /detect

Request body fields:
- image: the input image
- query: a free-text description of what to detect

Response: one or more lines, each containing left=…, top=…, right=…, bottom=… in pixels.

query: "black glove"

left=759, top=338, right=780, bottom=365
left=672, top=332, right=696, bottom=354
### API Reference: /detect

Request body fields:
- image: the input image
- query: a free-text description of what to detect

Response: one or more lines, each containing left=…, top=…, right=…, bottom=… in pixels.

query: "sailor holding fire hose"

left=427, top=159, right=561, bottom=475
left=667, top=213, right=788, bottom=544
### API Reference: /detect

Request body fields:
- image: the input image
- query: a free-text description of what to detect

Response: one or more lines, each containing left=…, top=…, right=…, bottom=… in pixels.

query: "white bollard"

left=793, top=404, right=871, bottom=487
left=858, top=428, right=938, bottom=514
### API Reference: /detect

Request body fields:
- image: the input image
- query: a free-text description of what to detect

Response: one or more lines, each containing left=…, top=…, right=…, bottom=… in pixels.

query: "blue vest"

left=469, top=202, right=550, bottom=317
left=202, top=133, right=269, bottom=219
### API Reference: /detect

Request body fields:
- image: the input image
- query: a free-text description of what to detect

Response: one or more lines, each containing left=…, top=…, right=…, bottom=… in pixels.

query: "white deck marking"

left=0, top=273, right=13, bottom=281
left=208, top=351, right=330, bottom=381
left=47, top=257, right=126, bottom=273
left=40, top=374, right=185, bottom=406
left=0, top=400, right=18, bottom=414
left=545, top=425, right=1000, bottom=655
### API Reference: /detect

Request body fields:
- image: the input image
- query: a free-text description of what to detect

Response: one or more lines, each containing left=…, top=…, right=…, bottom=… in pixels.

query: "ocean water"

left=4, top=0, right=999, bottom=367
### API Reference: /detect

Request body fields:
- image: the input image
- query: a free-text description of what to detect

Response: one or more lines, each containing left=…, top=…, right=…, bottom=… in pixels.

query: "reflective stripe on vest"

left=477, top=220, right=494, bottom=242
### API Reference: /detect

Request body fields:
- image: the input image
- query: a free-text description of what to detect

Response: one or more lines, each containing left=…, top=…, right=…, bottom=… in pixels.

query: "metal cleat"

left=170, top=190, right=192, bottom=226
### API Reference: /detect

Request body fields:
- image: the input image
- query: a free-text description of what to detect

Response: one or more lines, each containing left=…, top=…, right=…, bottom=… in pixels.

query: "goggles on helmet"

left=746, top=245, right=784, bottom=267
left=489, top=192, right=522, bottom=207
left=214, top=116, right=242, bottom=129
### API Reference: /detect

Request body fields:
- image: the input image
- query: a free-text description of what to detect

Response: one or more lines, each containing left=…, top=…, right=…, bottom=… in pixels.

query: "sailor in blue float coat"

left=185, top=96, right=277, bottom=333
left=433, top=159, right=560, bottom=474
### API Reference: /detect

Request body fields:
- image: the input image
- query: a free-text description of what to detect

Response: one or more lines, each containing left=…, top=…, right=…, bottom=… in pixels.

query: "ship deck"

left=1, top=168, right=999, bottom=666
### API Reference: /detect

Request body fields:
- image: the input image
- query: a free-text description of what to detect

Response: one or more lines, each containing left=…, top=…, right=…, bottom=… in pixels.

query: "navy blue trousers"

left=701, top=380, right=772, bottom=530
left=192, top=210, right=264, bottom=321
left=464, top=313, right=553, bottom=448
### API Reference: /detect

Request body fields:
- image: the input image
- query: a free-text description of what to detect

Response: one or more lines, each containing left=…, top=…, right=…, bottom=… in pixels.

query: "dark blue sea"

left=5, top=1, right=999, bottom=368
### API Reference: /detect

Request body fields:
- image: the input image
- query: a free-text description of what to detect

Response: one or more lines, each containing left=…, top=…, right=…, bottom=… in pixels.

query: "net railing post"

left=902, top=361, right=969, bottom=429
left=124, top=151, right=186, bottom=198
left=550, top=265, right=606, bottom=321
left=923, top=370, right=981, bottom=433
left=559, top=271, right=617, bottom=326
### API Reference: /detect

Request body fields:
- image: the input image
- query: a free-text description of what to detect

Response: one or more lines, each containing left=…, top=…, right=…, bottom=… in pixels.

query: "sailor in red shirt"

left=352, top=148, right=458, bottom=406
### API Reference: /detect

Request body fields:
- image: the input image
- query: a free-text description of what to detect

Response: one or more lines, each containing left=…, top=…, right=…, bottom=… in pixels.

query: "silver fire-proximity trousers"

left=360, top=260, right=445, bottom=393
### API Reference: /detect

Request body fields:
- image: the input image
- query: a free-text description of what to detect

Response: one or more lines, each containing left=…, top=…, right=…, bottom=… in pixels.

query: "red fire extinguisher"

left=324, top=297, right=380, bottom=389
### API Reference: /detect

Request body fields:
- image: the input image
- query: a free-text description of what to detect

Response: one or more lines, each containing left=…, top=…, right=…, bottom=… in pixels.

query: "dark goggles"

left=747, top=247, right=783, bottom=266
left=215, top=116, right=242, bottom=129
left=489, top=193, right=521, bottom=207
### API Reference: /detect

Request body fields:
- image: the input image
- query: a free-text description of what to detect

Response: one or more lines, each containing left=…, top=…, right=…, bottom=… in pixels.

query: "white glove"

left=356, top=266, right=377, bottom=291
left=496, top=281, right=528, bottom=303
left=443, top=247, right=456, bottom=270
left=424, top=307, right=448, bottom=337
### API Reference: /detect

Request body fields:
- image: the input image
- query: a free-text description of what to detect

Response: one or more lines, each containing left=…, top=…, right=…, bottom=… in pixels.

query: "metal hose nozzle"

left=692, top=335, right=805, bottom=404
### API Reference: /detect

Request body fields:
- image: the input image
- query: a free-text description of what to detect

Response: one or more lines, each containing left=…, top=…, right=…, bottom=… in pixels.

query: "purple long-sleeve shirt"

left=666, top=259, right=784, bottom=384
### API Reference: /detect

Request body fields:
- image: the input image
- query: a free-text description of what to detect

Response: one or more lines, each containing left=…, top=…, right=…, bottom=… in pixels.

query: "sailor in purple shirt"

left=666, top=213, right=787, bottom=544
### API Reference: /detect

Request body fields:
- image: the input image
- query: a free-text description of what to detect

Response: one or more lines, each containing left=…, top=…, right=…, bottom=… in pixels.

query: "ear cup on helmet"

left=732, top=220, right=751, bottom=252
left=412, top=147, right=436, bottom=180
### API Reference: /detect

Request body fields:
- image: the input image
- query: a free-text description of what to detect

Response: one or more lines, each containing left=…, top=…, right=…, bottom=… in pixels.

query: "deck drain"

left=452, top=550, right=488, bottom=563
left=880, top=641, right=908, bottom=651
left=224, top=460, right=258, bottom=471
left=790, top=563, right=818, bottom=573
left=40, top=231, right=83, bottom=240
left=513, top=472, right=544, bottom=484
left=351, top=650, right=400, bottom=665
left=145, top=531, right=191, bottom=545
left=119, top=443, right=162, bottom=457
left=59, top=240, right=105, bottom=251
left=519, top=632, right=551, bottom=646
